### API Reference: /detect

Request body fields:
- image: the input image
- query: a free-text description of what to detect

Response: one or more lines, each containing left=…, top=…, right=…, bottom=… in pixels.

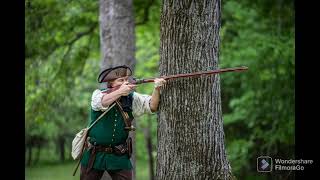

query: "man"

left=80, top=65, right=166, bottom=180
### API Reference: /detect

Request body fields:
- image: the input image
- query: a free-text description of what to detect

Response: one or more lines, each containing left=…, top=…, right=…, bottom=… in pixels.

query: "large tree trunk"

left=157, top=0, right=233, bottom=179
left=99, top=0, right=136, bottom=179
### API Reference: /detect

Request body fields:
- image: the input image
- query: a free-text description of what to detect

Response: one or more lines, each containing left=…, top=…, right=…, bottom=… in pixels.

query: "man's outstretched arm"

left=149, top=78, right=166, bottom=112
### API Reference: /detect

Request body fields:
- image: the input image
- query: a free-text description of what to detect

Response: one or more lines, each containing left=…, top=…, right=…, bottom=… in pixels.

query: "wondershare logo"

left=257, top=156, right=272, bottom=172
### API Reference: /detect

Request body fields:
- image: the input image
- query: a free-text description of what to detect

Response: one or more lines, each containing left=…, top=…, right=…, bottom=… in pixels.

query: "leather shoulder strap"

left=115, top=100, right=135, bottom=131
left=115, top=100, right=130, bottom=126
left=88, top=102, right=116, bottom=130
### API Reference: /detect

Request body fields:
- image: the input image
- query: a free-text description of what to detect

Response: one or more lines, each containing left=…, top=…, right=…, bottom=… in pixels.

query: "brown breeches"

left=80, top=165, right=132, bottom=180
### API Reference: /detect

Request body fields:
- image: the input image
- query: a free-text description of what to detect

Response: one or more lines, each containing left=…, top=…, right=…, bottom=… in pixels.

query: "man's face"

left=109, top=76, right=129, bottom=87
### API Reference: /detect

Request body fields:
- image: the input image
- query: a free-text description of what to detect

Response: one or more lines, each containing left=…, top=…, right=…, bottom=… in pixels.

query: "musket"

left=104, top=66, right=248, bottom=93
left=133, top=66, right=248, bottom=84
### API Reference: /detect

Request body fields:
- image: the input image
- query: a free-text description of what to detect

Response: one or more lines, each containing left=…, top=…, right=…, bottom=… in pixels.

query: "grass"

left=135, top=158, right=151, bottom=180
left=26, top=159, right=150, bottom=180
left=26, top=160, right=271, bottom=180
left=26, top=161, right=80, bottom=180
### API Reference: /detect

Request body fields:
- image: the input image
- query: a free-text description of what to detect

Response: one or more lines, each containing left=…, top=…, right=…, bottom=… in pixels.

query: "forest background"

left=25, top=0, right=294, bottom=179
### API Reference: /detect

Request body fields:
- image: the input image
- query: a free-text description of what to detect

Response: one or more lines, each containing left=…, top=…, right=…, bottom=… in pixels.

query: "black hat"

left=98, top=65, right=132, bottom=83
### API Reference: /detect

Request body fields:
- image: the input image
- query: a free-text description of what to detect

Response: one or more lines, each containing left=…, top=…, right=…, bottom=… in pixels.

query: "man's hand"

left=154, top=78, right=167, bottom=90
left=117, top=82, right=137, bottom=96
left=149, top=78, right=166, bottom=112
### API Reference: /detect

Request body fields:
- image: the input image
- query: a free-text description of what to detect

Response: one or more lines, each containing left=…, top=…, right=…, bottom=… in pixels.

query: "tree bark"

left=27, top=145, right=32, bottom=166
left=99, top=0, right=135, bottom=70
left=99, top=0, right=136, bottom=179
left=57, top=135, right=65, bottom=162
left=157, top=0, right=233, bottom=179
left=34, top=144, right=41, bottom=165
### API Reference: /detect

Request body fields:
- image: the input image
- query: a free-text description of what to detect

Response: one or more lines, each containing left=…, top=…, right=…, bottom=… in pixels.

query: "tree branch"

left=65, top=22, right=98, bottom=46
left=27, top=22, right=98, bottom=61
left=53, top=23, right=97, bottom=83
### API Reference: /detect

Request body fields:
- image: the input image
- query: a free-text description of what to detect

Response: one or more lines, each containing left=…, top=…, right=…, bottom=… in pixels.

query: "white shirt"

left=91, top=89, right=154, bottom=117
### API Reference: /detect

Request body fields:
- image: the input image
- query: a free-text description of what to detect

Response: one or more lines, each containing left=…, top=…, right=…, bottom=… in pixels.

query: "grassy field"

left=26, top=161, right=80, bottom=180
left=26, top=160, right=150, bottom=180
left=26, top=160, right=271, bottom=180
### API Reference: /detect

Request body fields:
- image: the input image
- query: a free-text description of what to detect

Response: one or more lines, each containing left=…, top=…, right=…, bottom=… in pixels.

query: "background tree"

left=99, top=0, right=135, bottom=70
left=157, top=0, right=233, bottom=179
left=99, top=0, right=136, bottom=179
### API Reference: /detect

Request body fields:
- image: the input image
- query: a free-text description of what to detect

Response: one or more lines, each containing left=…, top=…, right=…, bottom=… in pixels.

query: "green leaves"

left=226, top=139, right=253, bottom=173
left=25, top=0, right=99, bottom=156
left=221, top=0, right=294, bottom=177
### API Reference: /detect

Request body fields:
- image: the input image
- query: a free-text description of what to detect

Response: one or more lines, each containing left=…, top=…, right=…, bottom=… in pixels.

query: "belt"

left=85, top=142, right=115, bottom=153
left=85, top=141, right=130, bottom=173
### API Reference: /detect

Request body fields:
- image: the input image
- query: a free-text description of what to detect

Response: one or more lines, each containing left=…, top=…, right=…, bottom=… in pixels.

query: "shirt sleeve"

left=132, top=92, right=154, bottom=117
left=91, top=89, right=109, bottom=111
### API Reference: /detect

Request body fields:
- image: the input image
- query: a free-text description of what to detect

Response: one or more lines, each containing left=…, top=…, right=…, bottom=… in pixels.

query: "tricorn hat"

left=98, top=65, right=132, bottom=83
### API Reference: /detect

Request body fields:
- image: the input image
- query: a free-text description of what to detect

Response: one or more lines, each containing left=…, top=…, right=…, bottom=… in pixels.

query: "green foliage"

left=135, top=0, right=161, bottom=80
left=226, top=139, right=253, bottom=174
left=220, top=0, right=294, bottom=178
left=25, top=0, right=100, bottom=162
left=134, top=0, right=160, bottom=169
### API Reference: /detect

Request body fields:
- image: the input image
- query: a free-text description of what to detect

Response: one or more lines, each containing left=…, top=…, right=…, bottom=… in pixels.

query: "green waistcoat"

left=80, top=92, right=134, bottom=171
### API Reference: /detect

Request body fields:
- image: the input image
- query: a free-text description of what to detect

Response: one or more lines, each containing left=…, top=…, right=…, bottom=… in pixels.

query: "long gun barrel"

left=104, top=66, right=248, bottom=94
left=132, top=66, right=248, bottom=84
